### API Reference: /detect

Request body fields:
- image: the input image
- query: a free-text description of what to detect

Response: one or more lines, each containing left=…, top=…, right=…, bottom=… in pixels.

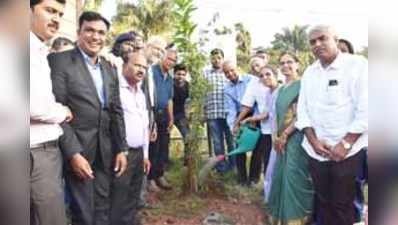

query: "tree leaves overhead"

left=112, top=0, right=175, bottom=40
left=271, top=25, right=310, bottom=55
left=83, top=0, right=104, bottom=11
left=235, top=23, right=252, bottom=73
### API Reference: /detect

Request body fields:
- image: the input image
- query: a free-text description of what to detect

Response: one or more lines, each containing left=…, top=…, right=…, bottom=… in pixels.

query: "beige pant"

left=30, top=142, right=66, bottom=225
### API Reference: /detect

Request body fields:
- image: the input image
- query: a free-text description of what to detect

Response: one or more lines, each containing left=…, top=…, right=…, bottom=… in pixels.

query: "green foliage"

left=83, top=0, right=103, bottom=11
left=235, top=23, right=252, bottom=73
left=172, top=0, right=210, bottom=194
left=268, top=25, right=315, bottom=74
left=266, top=48, right=315, bottom=75
left=214, top=26, right=233, bottom=35
left=271, top=25, right=310, bottom=55
left=112, top=0, right=175, bottom=40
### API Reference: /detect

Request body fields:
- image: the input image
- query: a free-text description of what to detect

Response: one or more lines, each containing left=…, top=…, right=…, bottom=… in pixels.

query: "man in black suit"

left=48, top=11, right=128, bottom=225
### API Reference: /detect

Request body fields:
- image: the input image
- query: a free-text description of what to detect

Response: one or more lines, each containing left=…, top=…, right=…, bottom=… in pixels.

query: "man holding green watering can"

left=223, top=60, right=257, bottom=186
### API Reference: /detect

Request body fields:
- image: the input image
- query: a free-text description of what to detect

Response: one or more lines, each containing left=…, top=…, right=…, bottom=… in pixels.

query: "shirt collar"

left=328, top=51, right=344, bottom=69
left=314, top=51, right=344, bottom=71
left=78, top=46, right=101, bottom=68
left=155, top=64, right=172, bottom=80
left=120, top=74, right=142, bottom=92
left=211, top=67, right=223, bottom=73
left=119, top=74, right=130, bottom=88
left=30, top=31, right=49, bottom=53
left=227, top=75, right=245, bottom=86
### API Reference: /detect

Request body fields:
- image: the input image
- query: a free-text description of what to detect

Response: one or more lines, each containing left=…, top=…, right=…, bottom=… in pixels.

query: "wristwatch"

left=341, top=139, right=352, bottom=151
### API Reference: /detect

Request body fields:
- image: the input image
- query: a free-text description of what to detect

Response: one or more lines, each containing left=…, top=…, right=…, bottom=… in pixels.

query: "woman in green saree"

left=267, top=52, right=314, bottom=225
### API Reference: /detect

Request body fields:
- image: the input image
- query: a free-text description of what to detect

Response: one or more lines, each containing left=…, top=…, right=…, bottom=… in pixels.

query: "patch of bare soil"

left=142, top=191, right=267, bottom=225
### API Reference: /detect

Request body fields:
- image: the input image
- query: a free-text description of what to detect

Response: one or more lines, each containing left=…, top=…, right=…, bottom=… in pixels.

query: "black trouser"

left=111, top=147, right=144, bottom=225
left=148, top=110, right=170, bottom=180
left=65, top=151, right=112, bottom=225
left=236, top=134, right=272, bottom=184
left=308, top=151, right=362, bottom=225
left=174, top=116, right=190, bottom=160
left=354, top=148, right=368, bottom=222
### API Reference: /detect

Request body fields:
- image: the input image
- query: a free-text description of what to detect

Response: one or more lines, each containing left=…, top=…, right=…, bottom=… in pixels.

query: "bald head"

left=250, top=56, right=266, bottom=76
left=222, top=60, right=239, bottom=83
left=123, top=52, right=148, bottom=85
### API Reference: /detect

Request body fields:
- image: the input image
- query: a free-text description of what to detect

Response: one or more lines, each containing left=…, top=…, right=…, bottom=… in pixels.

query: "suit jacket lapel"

left=100, top=58, right=113, bottom=109
left=72, top=48, right=101, bottom=105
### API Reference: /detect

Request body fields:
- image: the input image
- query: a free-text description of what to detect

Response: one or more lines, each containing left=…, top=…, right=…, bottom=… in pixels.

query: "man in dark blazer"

left=48, top=11, right=128, bottom=225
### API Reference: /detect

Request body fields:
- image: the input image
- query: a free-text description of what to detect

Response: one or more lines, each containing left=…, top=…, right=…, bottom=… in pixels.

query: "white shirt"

left=30, top=32, right=68, bottom=147
left=240, top=77, right=273, bottom=134
left=146, top=66, right=156, bottom=108
left=296, top=52, right=368, bottom=161
left=119, top=75, right=149, bottom=159
left=268, top=87, right=280, bottom=135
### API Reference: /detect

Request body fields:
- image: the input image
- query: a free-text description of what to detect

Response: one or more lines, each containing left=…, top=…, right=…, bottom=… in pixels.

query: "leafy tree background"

left=171, top=0, right=213, bottom=194
left=267, top=25, right=315, bottom=74
left=111, top=0, right=175, bottom=40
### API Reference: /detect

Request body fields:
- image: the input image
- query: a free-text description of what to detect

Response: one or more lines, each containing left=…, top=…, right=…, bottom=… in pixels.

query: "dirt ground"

left=142, top=190, right=267, bottom=225
left=140, top=142, right=268, bottom=225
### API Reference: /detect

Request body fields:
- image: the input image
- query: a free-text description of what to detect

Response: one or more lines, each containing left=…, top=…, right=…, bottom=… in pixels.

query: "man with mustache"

left=30, top=1, right=72, bottom=225
left=296, top=25, right=368, bottom=225
left=111, top=52, right=152, bottom=225
left=48, top=11, right=128, bottom=225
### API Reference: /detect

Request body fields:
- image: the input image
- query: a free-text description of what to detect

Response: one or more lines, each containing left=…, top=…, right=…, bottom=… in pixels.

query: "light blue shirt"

left=79, top=48, right=105, bottom=106
left=224, top=75, right=253, bottom=130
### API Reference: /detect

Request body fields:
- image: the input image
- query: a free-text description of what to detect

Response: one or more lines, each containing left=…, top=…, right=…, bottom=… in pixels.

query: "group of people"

left=30, top=1, right=368, bottom=225
left=30, top=1, right=179, bottom=225
left=202, top=29, right=368, bottom=225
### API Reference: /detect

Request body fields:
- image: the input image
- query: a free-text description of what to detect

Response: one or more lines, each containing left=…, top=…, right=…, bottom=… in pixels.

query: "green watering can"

left=198, top=123, right=262, bottom=183
left=226, top=123, right=261, bottom=156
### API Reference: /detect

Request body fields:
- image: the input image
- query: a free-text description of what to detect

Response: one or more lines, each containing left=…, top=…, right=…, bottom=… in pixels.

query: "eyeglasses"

left=279, top=60, right=295, bottom=66
left=260, top=72, right=273, bottom=77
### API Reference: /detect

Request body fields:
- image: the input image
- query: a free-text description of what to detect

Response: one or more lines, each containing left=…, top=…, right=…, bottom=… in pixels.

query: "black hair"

left=30, top=0, right=66, bottom=8
left=338, top=39, right=355, bottom=54
left=278, top=51, right=301, bottom=75
left=255, top=48, right=268, bottom=55
left=166, top=42, right=176, bottom=50
left=260, top=65, right=278, bottom=78
left=78, top=11, right=110, bottom=31
left=111, top=31, right=135, bottom=57
left=279, top=51, right=300, bottom=64
left=111, top=42, right=123, bottom=57
left=174, top=63, right=187, bottom=73
left=51, top=37, right=74, bottom=51
left=210, top=48, right=224, bottom=58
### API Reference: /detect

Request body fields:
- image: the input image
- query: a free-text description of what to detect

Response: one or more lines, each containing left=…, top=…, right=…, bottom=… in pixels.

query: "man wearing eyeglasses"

left=147, top=48, right=177, bottom=192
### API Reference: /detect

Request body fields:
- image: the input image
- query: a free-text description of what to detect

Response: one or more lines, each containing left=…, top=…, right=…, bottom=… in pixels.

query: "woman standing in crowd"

left=240, top=65, right=280, bottom=197
left=267, top=52, right=314, bottom=225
